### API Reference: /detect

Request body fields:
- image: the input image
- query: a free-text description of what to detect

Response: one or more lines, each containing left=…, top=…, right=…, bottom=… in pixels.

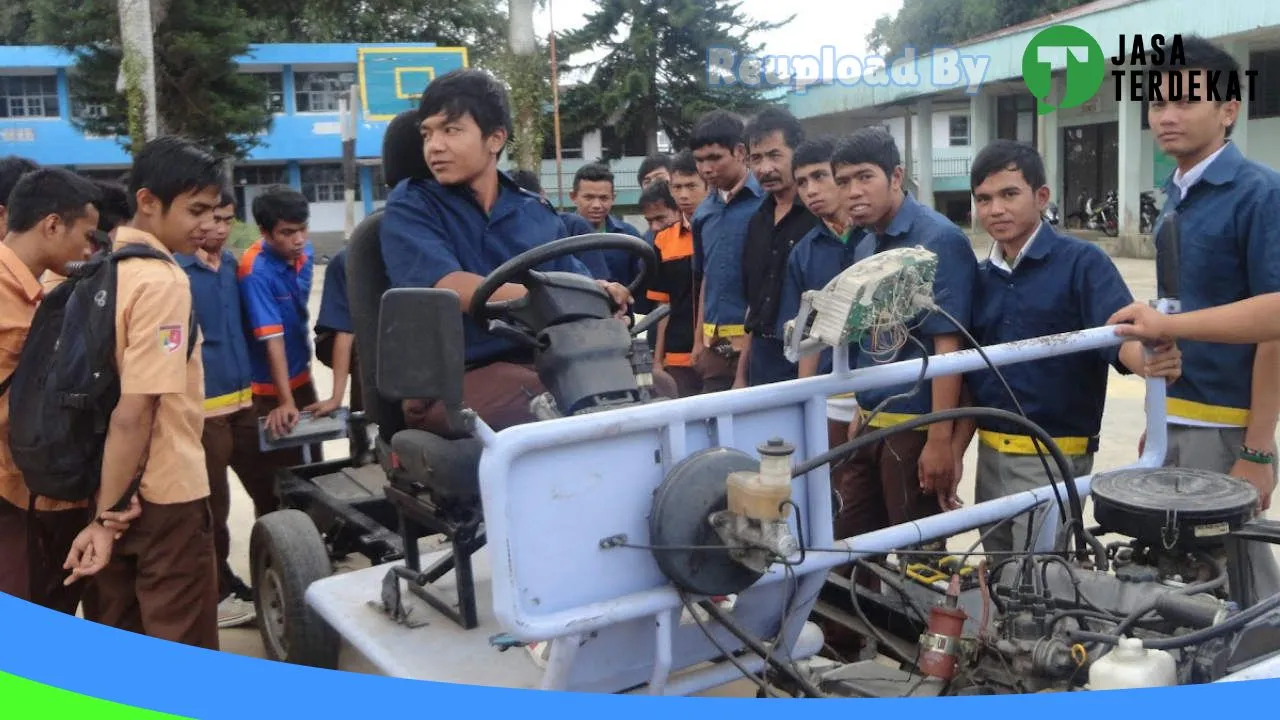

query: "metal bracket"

left=372, top=567, right=430, bottom=629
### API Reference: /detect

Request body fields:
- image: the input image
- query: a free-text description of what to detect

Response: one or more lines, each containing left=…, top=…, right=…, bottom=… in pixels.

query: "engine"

left=809, top=466, right=1280, bottom=698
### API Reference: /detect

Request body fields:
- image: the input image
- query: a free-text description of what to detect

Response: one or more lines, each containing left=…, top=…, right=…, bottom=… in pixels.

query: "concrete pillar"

left=969, top=90, right=994, bottom=227
left=916, top=98, right=934, bottom=210
left=1041, top=75, right=1064, bottom=205
left=1222, top=40, right=1251, bottom=155
left=1117, top=77, right=1143, bottom=236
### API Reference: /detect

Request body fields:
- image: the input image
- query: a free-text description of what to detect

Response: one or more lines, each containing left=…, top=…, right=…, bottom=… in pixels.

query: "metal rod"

left=548, top=0, right=565, bottom=210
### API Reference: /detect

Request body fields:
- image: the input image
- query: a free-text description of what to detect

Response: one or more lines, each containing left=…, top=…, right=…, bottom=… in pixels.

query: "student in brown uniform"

left=0, top=168, right=135, bottom=615
left=63, top=136, right=223, bottom=650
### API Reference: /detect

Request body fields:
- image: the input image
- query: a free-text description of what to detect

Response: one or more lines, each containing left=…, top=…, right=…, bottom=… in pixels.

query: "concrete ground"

left=212, top=249, right=1279, bottom=689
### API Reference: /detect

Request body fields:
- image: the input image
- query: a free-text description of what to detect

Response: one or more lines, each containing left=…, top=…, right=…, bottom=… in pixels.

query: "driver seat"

left=345, top=109, right=487, bottom=629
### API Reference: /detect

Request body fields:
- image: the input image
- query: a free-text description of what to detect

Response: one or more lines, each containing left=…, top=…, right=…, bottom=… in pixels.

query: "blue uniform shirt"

left=177, top=248, right=254, bottom=414
left=1155, top=141, right=1280, bottom=427
left=965, top=222, right=1134, bottom=442
left=776, top=222, right=875, bottom=373
left=568, top=214, right=644, bottom=285
left=692, top=173, right=765, bottom=337
left=851, top=193, right=978, bottom=418
left=315, top=247, right=352, bottom=334
left=558, top=212, right=611, bottom=280
left=380, top=171, right=594, bottom=366
left=238, top=239, right=316, bottom=397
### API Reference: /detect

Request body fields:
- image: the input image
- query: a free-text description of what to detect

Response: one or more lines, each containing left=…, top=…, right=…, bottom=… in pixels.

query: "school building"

left=784, top=0, right=1280, bottom=254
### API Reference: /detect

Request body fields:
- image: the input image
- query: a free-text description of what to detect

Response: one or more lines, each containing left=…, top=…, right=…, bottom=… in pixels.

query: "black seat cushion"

left=390, top=430, right=484, bottom=502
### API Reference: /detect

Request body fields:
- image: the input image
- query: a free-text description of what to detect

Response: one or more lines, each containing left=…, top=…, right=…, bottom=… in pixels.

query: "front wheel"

left=250, top=509, right=340, bottom=669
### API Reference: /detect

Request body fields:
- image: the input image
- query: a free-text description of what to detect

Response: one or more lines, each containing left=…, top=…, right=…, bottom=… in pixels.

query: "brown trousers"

left=238, top=382, right=323, bottom=517
left=0, top=498, right=88, bottom=615
left=834, top=423, right=939, bottom=538
left=202, top=406, right=262, bottom=598
left=406, top=362, right=678, bottom=438
left=694, top=346, right=739, bottom=394
left=665, top=365, right=703, bottom=397
left=83, top=498, right=220, bottom=650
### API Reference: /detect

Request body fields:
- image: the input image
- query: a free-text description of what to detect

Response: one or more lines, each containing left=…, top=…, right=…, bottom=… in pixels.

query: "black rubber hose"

left=1070, top=589, right=1280, bottom=651
left=792, top=406, right=1094, bottom=561
left=696, top=598, right=829, bottom=698
left=1106, top=556, right=1227, bottom=639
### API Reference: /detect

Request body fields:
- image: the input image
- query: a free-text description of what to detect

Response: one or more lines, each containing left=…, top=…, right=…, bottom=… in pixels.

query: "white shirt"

left=988, top=221, right=1047, bottom=273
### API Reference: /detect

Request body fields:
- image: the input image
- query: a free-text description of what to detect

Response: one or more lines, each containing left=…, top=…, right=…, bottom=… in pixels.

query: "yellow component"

left=904, top=563, right=948, bottom=585
left=1071, top=643, right=1088, bottom=667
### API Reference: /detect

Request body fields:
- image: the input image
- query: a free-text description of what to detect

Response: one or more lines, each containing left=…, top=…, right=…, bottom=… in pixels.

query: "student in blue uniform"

left=690, top=110, right=765, bottom=392
left=1111, top=37, right=1280, bottom=602
left=237, top=185, right=319, bottom=512
left=312, top=246, right=360, bottom=415
left=176, top=187, right=258, bottom=628
left=954, top=140, right=1182, bottom=554
left=829, top=127, right=977, bottom=544
left=379, top=69, right=664, bottom=437
left=568, top=163, right=645, bottom=286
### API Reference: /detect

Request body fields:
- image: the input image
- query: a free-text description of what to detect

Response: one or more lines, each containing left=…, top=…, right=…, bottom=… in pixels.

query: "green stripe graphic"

left=0, top=671, right=190, bottom=718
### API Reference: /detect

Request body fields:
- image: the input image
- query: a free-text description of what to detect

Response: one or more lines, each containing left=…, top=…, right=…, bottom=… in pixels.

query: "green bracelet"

left=1240, top=445, right=1276, bottom=465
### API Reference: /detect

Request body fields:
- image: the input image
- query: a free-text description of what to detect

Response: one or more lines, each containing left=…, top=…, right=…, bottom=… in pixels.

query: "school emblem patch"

left=159, top=324, right=183, bottom=353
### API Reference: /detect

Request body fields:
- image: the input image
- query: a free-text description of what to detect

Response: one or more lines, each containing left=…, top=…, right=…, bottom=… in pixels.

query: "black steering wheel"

left=468, top=233, right=658, bottom=324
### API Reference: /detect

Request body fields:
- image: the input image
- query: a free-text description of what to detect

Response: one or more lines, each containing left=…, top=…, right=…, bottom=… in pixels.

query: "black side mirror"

left=377, top=288, right=468, bottom=430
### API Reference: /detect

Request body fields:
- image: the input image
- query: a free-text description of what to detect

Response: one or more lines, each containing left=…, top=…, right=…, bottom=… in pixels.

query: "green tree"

left=30, top=0, right=272, bottom=158
left=557, top=0, right=790, bottom=155
left=0, top=0, right=34, bottom=44
left=866, top=0, right=1096, bottom=62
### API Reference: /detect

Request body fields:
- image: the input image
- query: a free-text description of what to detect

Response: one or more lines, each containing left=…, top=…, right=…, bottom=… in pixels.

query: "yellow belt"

left=1166, top=397, right=1249, bottom=427
left=978, top=430, right=1094, bottom=456
left=702, top=323, right=745, bottom=341
left=858, top=409, right=927, bottom=431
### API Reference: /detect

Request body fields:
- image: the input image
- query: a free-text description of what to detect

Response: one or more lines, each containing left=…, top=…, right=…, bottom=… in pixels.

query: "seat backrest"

left=347, top=109, right=433, bottom=441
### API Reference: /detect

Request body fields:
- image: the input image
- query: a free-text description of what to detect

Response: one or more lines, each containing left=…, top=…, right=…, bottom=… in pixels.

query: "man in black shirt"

left=736, top=108, right=819, bottom=388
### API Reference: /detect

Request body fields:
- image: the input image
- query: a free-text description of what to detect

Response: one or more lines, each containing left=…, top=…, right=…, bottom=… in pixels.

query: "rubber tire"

left=250, top=509, right=340, bottom=669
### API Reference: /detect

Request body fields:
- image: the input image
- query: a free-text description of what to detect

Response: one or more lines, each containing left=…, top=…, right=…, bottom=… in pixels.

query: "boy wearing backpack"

left=58, top=136, right=224, bottom=650
left=0, top=168, right=135, bottom=615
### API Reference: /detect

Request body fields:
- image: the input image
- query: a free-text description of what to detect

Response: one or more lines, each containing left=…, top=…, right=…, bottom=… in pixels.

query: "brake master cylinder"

left=709, top=438, right=799, bottom=573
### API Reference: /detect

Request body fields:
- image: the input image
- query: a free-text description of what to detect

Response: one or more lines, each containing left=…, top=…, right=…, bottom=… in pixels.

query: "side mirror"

left=377, top=288, right=466, bottom=417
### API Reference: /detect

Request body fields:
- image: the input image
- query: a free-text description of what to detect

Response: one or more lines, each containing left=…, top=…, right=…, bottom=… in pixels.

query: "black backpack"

left=7, top=243, right=195, bottom=509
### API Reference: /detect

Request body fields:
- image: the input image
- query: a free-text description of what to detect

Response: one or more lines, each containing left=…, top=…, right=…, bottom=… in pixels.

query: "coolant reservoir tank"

left=1087, top=638, right=1177, bottom=690
left=725, top=438, right=795, bottom=522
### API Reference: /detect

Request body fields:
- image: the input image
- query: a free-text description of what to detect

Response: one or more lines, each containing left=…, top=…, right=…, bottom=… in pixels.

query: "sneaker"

left=217, top=593, right=257, bottom=628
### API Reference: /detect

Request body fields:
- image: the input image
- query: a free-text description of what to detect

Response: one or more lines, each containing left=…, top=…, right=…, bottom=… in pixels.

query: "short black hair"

left=573, top=162, right=614, bottom=191
left=218, top=185, right=236, bottom=208
left=670, top=150, right=699, bottom=178
left=6, top=167, right=102, bottom=234
left=637, top=155, right=672, bottom=185
left=90, top=179, right=134, bottom=232
left=690, top=110, right=745, bottom=153
left=511, top=169, right=542, bottom=195
left=418, top=69, right=513, bottom=144
left=745, top=107, right=804, bottom=151
left=792, top=136, right=837, bottom=171
left=638, top=179, right=678, bottom=212
left=832, top=127, right=900, bottom=181
left=1147, top=34, right=1242, bottom=137
left=128, top=136, right=226, bottom=213
left=252, top=185, right=309, bottom=232
left=970, top=140, right=1047, bottom=192
left=0, top=155, right=39, bottom=209
left=383, top=109, right=432, bottom=188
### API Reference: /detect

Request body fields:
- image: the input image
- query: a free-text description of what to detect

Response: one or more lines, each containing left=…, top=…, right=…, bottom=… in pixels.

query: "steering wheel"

left=468, top=233, right=658, bottom=324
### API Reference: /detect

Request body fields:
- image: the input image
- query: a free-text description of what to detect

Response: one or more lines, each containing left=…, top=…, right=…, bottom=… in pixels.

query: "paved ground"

left=211, top=250, right=1276, bottom=690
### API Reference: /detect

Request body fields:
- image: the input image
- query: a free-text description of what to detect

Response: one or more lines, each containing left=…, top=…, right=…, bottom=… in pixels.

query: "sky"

left=531, top=0, right=906, bottom=85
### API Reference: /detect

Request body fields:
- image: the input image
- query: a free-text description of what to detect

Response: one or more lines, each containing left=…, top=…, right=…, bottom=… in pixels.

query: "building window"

left=371, top=164, right=391, bottom=202
left=234, top=164, right=288, bottom=188
left=294, top=71, right=353, bottom=113
left=0, top=75, right=60, bottom=119
left=246, top=72, right=285, bottom=114
left=949, top=115, right=970, bottom=146
left=301, top=164, right=352, bottom=202
left=1248, top=50, right=1280, bottom=120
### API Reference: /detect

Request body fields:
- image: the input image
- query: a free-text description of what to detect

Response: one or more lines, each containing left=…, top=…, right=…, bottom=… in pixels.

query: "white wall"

left=307, top=201, right=368, bottom=234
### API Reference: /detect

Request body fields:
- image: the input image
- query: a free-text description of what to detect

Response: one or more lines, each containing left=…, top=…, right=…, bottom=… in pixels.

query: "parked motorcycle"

left=1140, top=190, right=1159, bottom=234
left=1042, top=200, right=1060, bottom=226
left=1072, top=190, right=1119, bottom=237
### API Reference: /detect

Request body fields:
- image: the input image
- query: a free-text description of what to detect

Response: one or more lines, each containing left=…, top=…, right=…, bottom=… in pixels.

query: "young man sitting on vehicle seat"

left=380, top=69, right=674, bottom=437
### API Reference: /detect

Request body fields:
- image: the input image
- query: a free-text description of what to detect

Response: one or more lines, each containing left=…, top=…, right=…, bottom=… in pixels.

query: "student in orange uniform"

left=0, top=168, right=125, bottom=615
left=64, top=136, right=223, bottom=650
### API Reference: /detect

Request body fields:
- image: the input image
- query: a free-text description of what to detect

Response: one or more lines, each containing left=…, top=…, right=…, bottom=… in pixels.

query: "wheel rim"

left=260, top=557, right=290, bottom=660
